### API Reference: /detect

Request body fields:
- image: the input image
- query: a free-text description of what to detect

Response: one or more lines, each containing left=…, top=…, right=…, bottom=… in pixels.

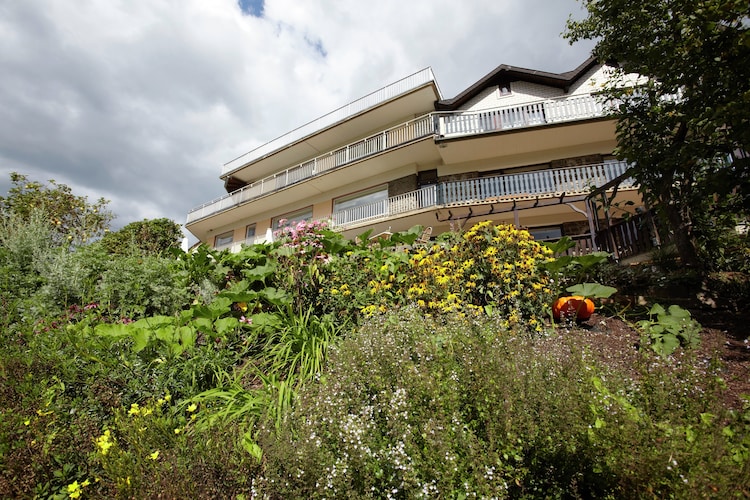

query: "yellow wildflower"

left=67, top=481, right=83, bottom=499
left=96, top=429, right=115, bottom=456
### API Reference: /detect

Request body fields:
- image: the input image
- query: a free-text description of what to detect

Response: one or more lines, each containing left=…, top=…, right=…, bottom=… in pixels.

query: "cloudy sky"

left=0, top=0, right=595, bottom=240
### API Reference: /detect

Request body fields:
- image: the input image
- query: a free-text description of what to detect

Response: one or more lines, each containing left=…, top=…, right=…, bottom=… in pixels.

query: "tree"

left=99, top=218, right=184, bottom=256
left=0, top=172, right=113, bottom=246
left=566, top=0, right=750, bottom=267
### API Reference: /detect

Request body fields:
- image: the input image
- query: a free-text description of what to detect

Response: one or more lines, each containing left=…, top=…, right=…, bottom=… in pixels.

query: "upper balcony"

left=186, top=93, right=610, bottom=226
left=221, top=68, right=440, bottom=180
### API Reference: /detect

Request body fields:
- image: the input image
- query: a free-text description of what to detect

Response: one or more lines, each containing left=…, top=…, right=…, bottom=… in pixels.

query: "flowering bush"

left=406, top=222, right=554, bottom=329
left=271, top=219, right=347, bottom=313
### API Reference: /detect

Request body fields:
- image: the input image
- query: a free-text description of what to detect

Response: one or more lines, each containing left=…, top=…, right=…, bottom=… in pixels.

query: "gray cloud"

left=0, top=0, right=594, bottom=239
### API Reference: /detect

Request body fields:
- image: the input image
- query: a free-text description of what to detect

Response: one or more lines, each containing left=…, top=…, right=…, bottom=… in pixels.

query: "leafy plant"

left=566, top=282, right=618, bottom=299
left=637, top=304, right=701, bottom=357
left=404, top=221, right=555, bottom=329
left=0, top=172, right=112, bottom=246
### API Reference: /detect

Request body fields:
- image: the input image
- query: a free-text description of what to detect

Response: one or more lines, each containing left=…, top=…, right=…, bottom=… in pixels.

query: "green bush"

left=1, top=212, right=748, bottom=498
left=260, top=310, right=749, bottom=499
left=96, top=255, right=190, bottom=319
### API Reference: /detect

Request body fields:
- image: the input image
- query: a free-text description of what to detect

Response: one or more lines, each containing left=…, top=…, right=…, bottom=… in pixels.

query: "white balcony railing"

left=187, top=114, right=435, bottom=224
left=222, top=67, right=438, bottom=176
left=187, top=93, right=610, bottom=225
left=329, top=161, right=634, bottom=229
left=436, top=94, right=606, bottom=138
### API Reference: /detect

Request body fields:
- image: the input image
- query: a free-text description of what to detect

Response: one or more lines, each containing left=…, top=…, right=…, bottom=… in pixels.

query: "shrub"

left=92, top=396, right=258, bottom=498
left=96, top=255, right=190, bottom=319
left=405, top=222, right=554, bottom=329
left=260, top=310, right=749, bottom=499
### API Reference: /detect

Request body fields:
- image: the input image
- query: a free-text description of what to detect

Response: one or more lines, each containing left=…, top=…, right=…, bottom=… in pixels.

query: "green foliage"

left=0, top=208, right=55, bottom=301
left=92, top=395, right=256, bottom=498
left=100, top=218, right=183, bottom=256
left=542, top=236, right=611, bottom=287
left=637, top=304, right=702, bottom=357
left=0, top=172, right=112, bottom=246
left=259, top=309, right=748, bottom=498
left=403, top=221, right=555, bottom=329
left=96, top=254, right=190, bottom=319
left=270, top=219, right=353, bottom=312
left=566, top=282, right=618, bottom=299
left=1, top=215, right=747, bottom=498
left=565, top=0, right=750, bottom=267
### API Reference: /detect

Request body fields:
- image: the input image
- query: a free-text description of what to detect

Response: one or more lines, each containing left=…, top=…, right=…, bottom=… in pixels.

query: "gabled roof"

left=435, top=56, right=599, bottom=111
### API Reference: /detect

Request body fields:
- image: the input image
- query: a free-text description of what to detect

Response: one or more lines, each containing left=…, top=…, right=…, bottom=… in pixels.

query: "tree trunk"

left=660, top=201, right=701, bottom=268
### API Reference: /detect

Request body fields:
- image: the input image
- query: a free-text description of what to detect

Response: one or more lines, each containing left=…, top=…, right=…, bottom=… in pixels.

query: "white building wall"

left=568, top=65, right=613, bottom=95
left=461, top=63, right=614, bottom=113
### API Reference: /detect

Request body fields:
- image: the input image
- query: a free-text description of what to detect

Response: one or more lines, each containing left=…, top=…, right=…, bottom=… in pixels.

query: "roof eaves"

left=435, top=56, right=599, bottom=111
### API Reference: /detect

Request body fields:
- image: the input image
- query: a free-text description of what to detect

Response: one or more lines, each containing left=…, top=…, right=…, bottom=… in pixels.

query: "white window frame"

left=214, top=230, right=234, bottom=248
left=272, top=207, right=313, bottom=230
left=332, top=185, right=388, bottom=225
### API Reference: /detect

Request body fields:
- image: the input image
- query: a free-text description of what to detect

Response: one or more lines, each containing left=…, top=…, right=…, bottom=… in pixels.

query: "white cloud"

left=0, top=0, right=594, bottom=237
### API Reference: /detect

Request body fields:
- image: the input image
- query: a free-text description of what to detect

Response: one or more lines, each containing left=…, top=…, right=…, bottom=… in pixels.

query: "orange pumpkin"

left=552, top=296, right=595, bottom=321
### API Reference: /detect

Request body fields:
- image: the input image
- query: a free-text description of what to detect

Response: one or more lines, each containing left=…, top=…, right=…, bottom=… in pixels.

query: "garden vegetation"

left=1, top=174, right=748, bottom=498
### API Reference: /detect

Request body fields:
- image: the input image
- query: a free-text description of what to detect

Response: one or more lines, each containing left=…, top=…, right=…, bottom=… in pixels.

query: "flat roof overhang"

left=187, top=137, right=442, bottom=241
left=222, top=83, right=441, bottom=184
left=435, top=117, right=618, bottom=166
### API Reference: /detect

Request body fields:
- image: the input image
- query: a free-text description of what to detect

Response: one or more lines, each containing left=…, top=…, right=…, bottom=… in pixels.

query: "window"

left=214, top=230, right=234, bottom=248
left=528, top=226, right=562, bottom=242
left=333, top=185, right=388, bottom=225
left=272, top=207, right=313, bottom=230
left=245, top=224, right=256, bottom=243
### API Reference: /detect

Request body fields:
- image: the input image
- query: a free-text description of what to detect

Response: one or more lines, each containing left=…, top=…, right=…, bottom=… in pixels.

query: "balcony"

left=187, top=114, right=436, bottom=224
left=221, top=67, right=438, bottom=177
left=329, top=161, right=635, bottom=229
left=187, top=93, right=610, bottom=225
left=436, top=94, right=606, bottom=139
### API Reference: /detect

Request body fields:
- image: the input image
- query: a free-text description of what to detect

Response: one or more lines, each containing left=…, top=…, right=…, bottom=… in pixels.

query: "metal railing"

left=436, top=94, right=606, bottom=138
left=439, top=161, right=633, bottom=206
left=329, top=161, right=634, bottom=229
left=188, top=93, right=612, bottom=225
left=222, top=67, right=437, bottom=176
left=187, top=114, right=435, bottom=224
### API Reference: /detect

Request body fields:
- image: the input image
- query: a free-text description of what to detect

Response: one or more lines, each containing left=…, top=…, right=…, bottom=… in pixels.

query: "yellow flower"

left=149, top=450, right=160, bottom=461
left=67, top=481, right=83, bottom=499
left=128, top=403, right=140, bottom=417
left=187, top=403, right=198, bottom=413
left=96, top=429, right=115, bottom=456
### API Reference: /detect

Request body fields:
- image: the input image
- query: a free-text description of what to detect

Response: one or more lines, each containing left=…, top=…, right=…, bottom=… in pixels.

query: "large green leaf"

left=215, top=317, right=240, bottom=336
left=131, top=328, right=150, bottom=353
left=566, top=282, right=618, bottom=298
left=94, top=322, right=132, bottom=338
left=257, top=287, right=291, bottom=306
left=177, top=325, right=196, bottom=352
